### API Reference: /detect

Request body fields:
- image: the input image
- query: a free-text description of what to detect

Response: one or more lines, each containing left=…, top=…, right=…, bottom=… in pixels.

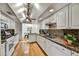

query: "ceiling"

left=8, top=3, right=68, bottom=23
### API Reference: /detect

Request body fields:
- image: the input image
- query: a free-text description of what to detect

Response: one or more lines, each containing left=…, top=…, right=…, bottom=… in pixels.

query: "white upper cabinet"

left=56, top=4, right=79, bottom=29
left=69, top=4, right=79, bottom=29
left=50, top=14, right=57, bottom=23
left=56, top=6, right=69, bottom=29
left=39, top=20, right=46, bottom=29
left=44, top=19, right=49, bottom=29
left=39, top=4, right=79, bottom=29
left=1, top=14, right=10, bottom=29
left=29, top=34, right=37, bottom=42
left=1, top=13, right=15, bottom=29
left=39, top=22, right=43, bottom=29
left=39, top=19, right=50, bottom=29
left=10, top=19, right=15, bottom=29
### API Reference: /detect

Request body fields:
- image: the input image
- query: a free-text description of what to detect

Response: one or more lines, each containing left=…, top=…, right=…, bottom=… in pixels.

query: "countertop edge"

left=37, top=34, right=79, bottom=53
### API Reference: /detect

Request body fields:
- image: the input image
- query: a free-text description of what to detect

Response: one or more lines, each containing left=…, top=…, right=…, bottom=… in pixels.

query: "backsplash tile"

left=63, top=29, right=79, bottom=42
left=39, top=29, right=79, bottom=41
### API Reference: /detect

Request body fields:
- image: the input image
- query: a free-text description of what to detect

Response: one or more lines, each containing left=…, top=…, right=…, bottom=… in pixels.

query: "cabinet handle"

left=62, top=49, right=64, bottom=50
left=71, top=52, right=74, bottom=54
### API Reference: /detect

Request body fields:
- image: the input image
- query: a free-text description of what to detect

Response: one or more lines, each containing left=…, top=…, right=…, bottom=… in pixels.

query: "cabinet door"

left=1, top=43, right=5, bottom=56
left=29, top=34, right=36, bottom=42
left=71, top=51, right=79, bottom=56
left=38, top=36, right=44, bottom=48
left=10, top=20, right=15, bottom=29
left=41, top=21, right=45, bottom=29
left=46, top=41, right=65, bottom=56
left=39, top=22, right=42, bottom=29
left=14, top=34, right=19, bottom=45
left=37, top=35, right=39, bottom=43
left=69, top=4, right=79, bottom=29
left=39, top=20, right=46, bottom=29
left=51, top=45, right=67, bottom=56
left=44, top=19, right=49, bottom=29
left=41, top=37, right=47, bottom=52
left=37, top=35, right=40, bottom=44
left=51, top=42, right=71, bottom=56
left=57, top=6, right=69, bottom=29
left=44, top=39, right=53, bottom=56
left=1, top=14, right=10, bottom=29
left=37, top=35, right=46, bottom=52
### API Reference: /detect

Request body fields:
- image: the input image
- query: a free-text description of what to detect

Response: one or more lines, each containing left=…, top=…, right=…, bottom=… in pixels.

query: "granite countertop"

left=21, top=33, right=79, bottom=53
left=39, top=34, right=79, bottom=53
left=1, top=33, right=18, bottom=44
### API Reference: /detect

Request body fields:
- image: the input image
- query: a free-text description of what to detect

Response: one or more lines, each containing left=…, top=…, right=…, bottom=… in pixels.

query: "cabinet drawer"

left=53, top=43, right=71, bottom=55
left=71, top=51, right=79, bottom=56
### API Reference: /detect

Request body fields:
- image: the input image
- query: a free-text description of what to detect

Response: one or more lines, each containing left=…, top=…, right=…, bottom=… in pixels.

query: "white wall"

left=15, top=22, right=22, bottom=39
left=22, top=23, right=39, bottom=37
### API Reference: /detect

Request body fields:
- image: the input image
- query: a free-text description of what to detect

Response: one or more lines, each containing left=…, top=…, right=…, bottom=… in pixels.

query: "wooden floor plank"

left=13, top=38, right=45, bottom=56
left=29, top=43, right=45, bottom=56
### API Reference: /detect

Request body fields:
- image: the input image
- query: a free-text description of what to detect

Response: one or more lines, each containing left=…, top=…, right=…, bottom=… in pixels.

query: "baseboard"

left=29, top=41, right=37, bottom=44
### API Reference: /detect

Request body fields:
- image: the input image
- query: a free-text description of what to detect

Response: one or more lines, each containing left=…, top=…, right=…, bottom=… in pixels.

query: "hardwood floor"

left=29, top=42, right=46, bottom=56
left=13, top=38, right=46, bottom=56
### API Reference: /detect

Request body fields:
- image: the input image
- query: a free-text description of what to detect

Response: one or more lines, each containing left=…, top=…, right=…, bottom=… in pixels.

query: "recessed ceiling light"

left=28, top=24, right=33, bottom=27
left=49, top=9, right=54, bottom=12
left=39, top=18, right=42, bottom=20
left=21, top=13, right=25, bottom=18
left=26, top=19, right=29, bottom=21
left=34, top=3, right=40, bottom=9
left=17, top=7, right=25, bottom=13
left=15, top=3, right=23, bottom=7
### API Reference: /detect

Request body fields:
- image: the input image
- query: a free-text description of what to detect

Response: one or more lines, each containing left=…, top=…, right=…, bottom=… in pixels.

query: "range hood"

left=46, top=23, right=57, bottom=27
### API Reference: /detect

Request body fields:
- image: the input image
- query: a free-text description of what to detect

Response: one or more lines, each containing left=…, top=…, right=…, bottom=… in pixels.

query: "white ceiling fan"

left=23, top=3, right=36, bottom=23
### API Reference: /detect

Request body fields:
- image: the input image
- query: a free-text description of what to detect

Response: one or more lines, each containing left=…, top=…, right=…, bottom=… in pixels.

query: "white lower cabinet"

left=14, top=34, right=19, bottom=45
left=71, top=51, right=79, bottom=56
left=37, top=35, right=72, bottom=56
left=44, top=39, right=53, bottom=56
left=37, top=35, right=79, bottom=56
left=1, top=43, right=5, bottom=56
left=51, top=42, right=71, bottom=56
left=6, top=34, right=19, bottom=56
left=51, top=46, right=67, bottom=56
left=6, top=36, right=14, bottom=56
left=37, top=35, right=44, bottom=48
left=44, top=39, right=71, bottom=56
left=29, top=34, right=37, bottom=42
